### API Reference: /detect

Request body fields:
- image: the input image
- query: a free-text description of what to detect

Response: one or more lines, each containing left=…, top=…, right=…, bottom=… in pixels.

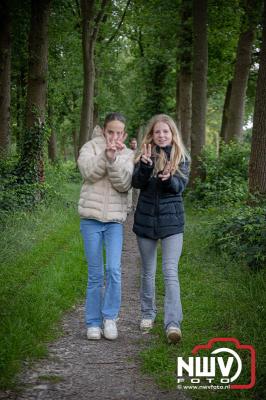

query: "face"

left=103, top=120, right=125, bottom=142
left=130, top=139, right=137, bottom=150
left=152, top=121, right=172, bottom=147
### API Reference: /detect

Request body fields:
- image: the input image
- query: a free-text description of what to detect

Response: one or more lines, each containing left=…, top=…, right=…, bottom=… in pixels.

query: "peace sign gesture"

left=141, top=144, right=153, bottom=166
left=115, top=132, right=127, bottom=152
left=105, top=137, right=117, bottom=162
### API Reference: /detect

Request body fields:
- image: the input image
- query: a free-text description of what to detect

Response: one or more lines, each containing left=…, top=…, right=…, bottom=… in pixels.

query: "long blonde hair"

left=136, top=114, right=190, bottom=176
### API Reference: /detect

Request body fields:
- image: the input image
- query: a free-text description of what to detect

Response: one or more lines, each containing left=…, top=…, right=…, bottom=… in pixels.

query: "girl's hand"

left=158, top=161, right=171, bottom=181
left=105, top=137, right=117, bottom=162
left=115, top=133, right=127, bottom=151
left=141, top=144, right=153, bottom=165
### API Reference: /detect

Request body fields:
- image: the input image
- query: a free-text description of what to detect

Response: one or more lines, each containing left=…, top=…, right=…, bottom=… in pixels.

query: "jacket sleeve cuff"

left=140, top=160, right=154, bottom=177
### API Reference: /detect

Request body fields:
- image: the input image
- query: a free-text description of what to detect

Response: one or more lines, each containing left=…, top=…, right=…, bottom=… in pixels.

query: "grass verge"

left=0, top=182, right=86, bottom=389
left=140, top=202, right=266, bottom=400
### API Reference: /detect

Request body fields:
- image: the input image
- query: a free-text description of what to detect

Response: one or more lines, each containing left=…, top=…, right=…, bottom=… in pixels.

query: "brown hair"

left=103, top=112, right=126, bottom=128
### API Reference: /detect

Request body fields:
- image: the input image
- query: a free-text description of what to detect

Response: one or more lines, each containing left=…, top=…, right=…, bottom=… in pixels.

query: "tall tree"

left=225, top=0, right=261, bottom=142
left=177, top=0, right=193, bottom=150
left=11, top=0, right=31, bottom=155
left=220, top=80, right=232, bottom=142
left=47, top=1, right=83, bottom=162
left=18, top=0, right=51, bottom=182
left=190, top=0, right=208, bottom=182
left=79, top=0, right=109, bottom=150
left=48, top=105, right=57, bottom=163
left=25, top=0, right=51, bottom=130
left=0, top=0, right=11, bottom=158
left=249, top=1, right=266, bottom=196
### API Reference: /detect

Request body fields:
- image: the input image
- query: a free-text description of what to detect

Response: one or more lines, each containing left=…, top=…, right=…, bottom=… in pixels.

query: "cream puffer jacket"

left=77, top=129, right=135, bottom=223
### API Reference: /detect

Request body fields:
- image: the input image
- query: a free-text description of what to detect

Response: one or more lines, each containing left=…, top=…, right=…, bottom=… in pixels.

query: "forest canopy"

left=0, top=0, right=265, bottom=194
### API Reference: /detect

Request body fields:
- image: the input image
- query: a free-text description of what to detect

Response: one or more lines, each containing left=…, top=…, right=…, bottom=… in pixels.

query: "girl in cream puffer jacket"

left=77, top=113, right=134, bottom=341
left=78, top=126, right=134, bottom=222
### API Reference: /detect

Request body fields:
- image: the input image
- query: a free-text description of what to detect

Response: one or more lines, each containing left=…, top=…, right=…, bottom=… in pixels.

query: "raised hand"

left=158, top=161, right=171, bottom=181
left=115, top=133, right=127, bottom=152
left=141, top=143, right=153, bottom=165
left=105, top=137, right=117, bottom=162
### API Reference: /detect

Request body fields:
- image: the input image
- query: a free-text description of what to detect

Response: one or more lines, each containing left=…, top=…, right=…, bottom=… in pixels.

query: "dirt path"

left=2, top=215, right=189, bottom=400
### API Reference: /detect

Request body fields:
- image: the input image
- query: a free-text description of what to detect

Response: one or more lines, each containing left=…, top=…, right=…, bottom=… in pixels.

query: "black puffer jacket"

left=132, top=147, right=190, bottom=240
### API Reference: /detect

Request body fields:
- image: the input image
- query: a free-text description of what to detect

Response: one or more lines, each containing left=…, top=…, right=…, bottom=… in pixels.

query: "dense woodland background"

left=0, top=0, right=265, bottom=189
left=0, top=0, right=266, bottom=290
left=0, top=1, right=266, bottom=397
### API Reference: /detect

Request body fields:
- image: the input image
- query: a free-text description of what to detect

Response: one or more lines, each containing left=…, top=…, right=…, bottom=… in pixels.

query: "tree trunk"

left=72, top=129, right=79, bottom=162
left=190, top=0, right=208, bottom=183
left=93, top=64, right=99, bottom=128
left=48, top=129, right=57, bottom=163
left=137, top=125, right=145, bottom=147
left=93, top=104, right=99, bottom=128
left=220, top=80, right=232, bottom=143
left=178, top=0, right=193, bottom=150
left=175, top=74, right=180, bottom=131
left=179, top=73, right=192, bottom=150
left=249, top=2, right=266, bottom=196
left=0, top=0, right=11, bottom=159
left=48, top=104, right=57, bottom=163
left=19, top=0, right=51, bottom=183
left=79, top=0, right=109, bottom=150
left=225, top=29, right=255, bottom=142
left=79, top=34, right=95, bottom=148
left=154, top=62, right=168, bottom=114
left=25, top=0, right=50, bottom=129
left=146, top=61, right=168, bottom=116
left=15, top=67, right=27, bottom=155
left=61, top=132, right=67, bottom=161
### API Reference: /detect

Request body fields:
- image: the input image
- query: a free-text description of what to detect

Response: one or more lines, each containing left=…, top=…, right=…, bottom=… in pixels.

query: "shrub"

left=211, top=205, right=266, bottom=270
left=0, top=158, right=81, bottom=220
left=45, top=160, right=81, bottom=184
left=188, top=141, right=250, bottom=207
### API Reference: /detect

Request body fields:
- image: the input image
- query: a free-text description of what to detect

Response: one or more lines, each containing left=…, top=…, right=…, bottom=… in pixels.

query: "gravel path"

left=1, top=214, right=189, bottom=400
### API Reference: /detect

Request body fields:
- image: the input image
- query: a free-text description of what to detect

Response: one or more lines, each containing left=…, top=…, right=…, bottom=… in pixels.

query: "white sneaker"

left=103, top=319, right=118, bottom=340
left=87, top=327, right=102, bottom=340
left=140, top=319, right=153, bottom=332
left=166, top=327, right=182, bottom=344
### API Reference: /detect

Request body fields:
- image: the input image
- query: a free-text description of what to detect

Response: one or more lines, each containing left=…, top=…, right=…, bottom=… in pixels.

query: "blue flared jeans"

left=80, top=219, right=123, bottom=328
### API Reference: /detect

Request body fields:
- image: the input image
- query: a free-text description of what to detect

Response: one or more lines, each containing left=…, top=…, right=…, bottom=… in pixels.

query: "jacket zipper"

left=154, top=182, right=159, bottom=236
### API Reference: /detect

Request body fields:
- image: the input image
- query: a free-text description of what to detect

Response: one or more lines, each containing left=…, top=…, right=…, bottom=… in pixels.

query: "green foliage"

left=48, top=0, right=82, bottom=144
left=45, top=160, right=81, bottom=185
left=0, top=158, right=42, bottom=215
left=211, top=205, right=266, bottom=270
left=189, top=141, right=250, bottom=206
left=16, top=122, right=50, bottom=183
left=208, top=0, right=241, bottom=90
left=140, top=203, right=266, bottom=399
left=0, top=182, right=84, bottom=389
left=96, top=0, right=179, bottom=132
left=9, top=0, right=260, bottom=158
left=0, top=158, right=80, bottom=221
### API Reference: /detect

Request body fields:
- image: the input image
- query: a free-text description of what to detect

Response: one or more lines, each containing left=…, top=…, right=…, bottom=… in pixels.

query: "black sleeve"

left=159, top=160, right=190, bottom=194
left=132, top=161, right=154, bottom=189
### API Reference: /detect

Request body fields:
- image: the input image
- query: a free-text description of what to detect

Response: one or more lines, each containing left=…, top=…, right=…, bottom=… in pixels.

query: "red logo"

left=177, top=337, right=256, bottom=390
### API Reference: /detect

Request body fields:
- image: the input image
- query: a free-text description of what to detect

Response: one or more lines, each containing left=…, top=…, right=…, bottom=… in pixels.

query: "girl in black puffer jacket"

left=132, top=114, right=190, bottom=344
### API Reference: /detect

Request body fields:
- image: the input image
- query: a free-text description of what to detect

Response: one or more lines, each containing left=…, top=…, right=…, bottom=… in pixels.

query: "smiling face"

left=152, top=121, right=173, bottom=147
left=103, top=120, right=125, bottom=143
